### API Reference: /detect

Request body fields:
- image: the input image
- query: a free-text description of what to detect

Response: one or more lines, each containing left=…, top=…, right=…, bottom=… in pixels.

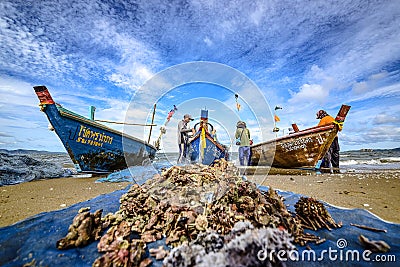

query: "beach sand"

left=0, top=177, right=130, bottom=227
left=0, top=171, right=399, bottom=227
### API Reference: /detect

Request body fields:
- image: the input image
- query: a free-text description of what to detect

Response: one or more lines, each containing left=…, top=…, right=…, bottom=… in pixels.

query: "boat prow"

left=34, top=85, right=156, bottom=173
left=251, top=105, right=351, bottom=169
left=188, top=109, right=228, bottom=165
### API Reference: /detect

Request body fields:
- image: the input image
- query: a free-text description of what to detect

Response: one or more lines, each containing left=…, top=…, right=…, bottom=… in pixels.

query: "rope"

left=333, top=120, right=344, bottom=130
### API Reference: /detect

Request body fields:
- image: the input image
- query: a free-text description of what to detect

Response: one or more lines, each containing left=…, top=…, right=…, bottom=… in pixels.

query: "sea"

left=1, top=148, right=399, bottom=186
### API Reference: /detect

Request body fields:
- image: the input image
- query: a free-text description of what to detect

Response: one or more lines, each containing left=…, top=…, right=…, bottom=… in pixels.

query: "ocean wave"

left=341, top=157, right=400, bottom=166
left=340, top=159, right=359, bottom=166
left=340, top=159, right=380, bottom=165
left=380, top=157, right=400, bottom=163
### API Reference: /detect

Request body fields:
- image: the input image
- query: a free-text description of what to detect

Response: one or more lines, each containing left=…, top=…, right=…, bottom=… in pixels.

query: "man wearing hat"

left=235, top=121, right=251, bottom=166
left=316, top=109, right=340, bottom=171
left=177, top=114, right=195, bottom=163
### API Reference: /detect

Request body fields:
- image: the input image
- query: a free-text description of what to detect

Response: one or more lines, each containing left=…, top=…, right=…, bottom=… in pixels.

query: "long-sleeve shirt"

left=318, top=115, right=342, bottom=135
left=235, top=127, right=250, bottom=147
left=177, top=120, right=192, bottom=144
left=318, top=115, right=335, bottom=127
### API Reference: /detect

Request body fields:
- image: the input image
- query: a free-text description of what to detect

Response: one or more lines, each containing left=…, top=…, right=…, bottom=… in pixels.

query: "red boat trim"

left=34, top=86, right=55, bottom=105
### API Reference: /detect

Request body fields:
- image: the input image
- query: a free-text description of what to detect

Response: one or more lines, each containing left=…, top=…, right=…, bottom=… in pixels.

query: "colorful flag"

left=166, top=105, right=177, bottom=122
left=274, top=114, right=280, bottom=122
left=155, top=104, right=177, bottom=150
left=236, top=102, right=241, bottom=111
left=235, top=93, right=241, bottom=111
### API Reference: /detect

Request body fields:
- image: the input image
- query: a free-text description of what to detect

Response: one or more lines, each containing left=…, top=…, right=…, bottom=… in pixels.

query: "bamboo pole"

left=148, top=104, right=156, bottom=143
left=94, top=119, right=156, bottom=126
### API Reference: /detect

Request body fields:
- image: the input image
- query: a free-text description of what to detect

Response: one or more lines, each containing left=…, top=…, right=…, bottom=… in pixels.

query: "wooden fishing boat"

left=250, top=105, right=351, bottom=169
left=33, top=86, right=156, bottom=173
left=188, top=109, right=228, bottom=165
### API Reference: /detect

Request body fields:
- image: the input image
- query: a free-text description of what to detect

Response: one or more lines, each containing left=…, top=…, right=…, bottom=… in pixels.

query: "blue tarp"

left=0, top=185, right=399, bottom=266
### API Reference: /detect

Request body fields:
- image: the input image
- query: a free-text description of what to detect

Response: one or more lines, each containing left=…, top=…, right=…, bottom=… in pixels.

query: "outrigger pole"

left=94, top=119, right=157, bottom=126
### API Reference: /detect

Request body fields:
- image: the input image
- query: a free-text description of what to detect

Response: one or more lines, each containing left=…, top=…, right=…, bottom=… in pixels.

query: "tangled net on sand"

left=57, top=159, right=337, bottom=266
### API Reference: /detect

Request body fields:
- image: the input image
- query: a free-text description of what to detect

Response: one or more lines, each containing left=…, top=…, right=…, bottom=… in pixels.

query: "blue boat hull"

left=188, top=133, right=227, bottom=165
left=34, top=86, right=156, bottom=173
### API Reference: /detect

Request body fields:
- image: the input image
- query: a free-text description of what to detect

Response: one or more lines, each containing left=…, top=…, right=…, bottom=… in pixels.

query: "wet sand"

left=0, top=177, right=130, bottom=227
left=0, top=171, right=399, bottom=227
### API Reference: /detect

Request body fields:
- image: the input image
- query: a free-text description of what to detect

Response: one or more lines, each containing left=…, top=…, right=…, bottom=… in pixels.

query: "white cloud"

left=351, top=70, right=391, bottom=95
left=319, top=1, right=400, bottom=85
left=249, top=2, right=266, bottom=26
left=352, top=81, right=368, bottom=95
left=288, top=84, right=329, bottom=105
left=349, top=83, right=400, bottom=103
left=370, top=71, right=389, bottom=81
left=204, top=37, right=213, bottom=46
left=306, top=65, right=343, bottom=91
left=364, top=126, right=400, bottom=142
left=373, top=113, right=400, bottom=125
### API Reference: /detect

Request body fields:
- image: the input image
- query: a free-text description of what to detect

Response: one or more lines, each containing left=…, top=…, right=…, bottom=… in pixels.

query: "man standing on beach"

left=177, top=114, right=195, bottom=163
left=235, top=121, right=251, bottom=166
left=316, top=110, right=340, bottom=169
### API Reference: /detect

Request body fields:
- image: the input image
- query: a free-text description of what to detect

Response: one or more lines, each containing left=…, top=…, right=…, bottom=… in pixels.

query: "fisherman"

left=211, top=129, right=217, bottom=141
left=177, top=114, right=195, bottom=163
left=316, top=110, right=340, bottom=170
left=235, top=121, right=251, bottom=166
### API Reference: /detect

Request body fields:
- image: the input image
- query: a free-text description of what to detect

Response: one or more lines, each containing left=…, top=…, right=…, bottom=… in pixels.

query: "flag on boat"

left=155, top=104, right=178, bottom=150
left=166, top=105, right=178, bottom=122
left=235, top=93, right=241, bottom=111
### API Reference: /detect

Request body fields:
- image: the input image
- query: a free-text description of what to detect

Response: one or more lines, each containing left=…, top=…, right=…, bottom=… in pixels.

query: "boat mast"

left=148, top=104, right=157, bottom=144
left=89, top=106, right=96, bottom=120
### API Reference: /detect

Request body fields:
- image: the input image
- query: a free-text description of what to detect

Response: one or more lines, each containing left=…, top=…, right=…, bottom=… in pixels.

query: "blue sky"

left=0, top=0, right=399, bottom=152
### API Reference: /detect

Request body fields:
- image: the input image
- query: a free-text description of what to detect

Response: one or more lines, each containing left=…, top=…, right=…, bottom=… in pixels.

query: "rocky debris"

left=56, top=207, right=103, bottom=249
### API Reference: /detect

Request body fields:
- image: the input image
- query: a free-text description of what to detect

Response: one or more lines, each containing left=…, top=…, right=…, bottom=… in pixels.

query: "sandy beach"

left=0, top=171, right=399, bottom=227
left=0, top=177, right=130, bottom=227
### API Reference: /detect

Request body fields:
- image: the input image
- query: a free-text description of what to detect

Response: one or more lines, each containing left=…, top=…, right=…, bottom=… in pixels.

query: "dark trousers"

left=322, top=137, right=340, bottom=168
left=239, top=146, right=251, bottom=166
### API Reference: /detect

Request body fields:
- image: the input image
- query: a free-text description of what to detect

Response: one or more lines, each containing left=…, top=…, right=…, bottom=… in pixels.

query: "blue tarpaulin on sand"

left=0, top=185, right=399, bottom=266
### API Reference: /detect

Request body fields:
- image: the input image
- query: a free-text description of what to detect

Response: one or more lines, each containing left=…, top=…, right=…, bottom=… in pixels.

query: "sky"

left=0, top=0, right=399, bottom=153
